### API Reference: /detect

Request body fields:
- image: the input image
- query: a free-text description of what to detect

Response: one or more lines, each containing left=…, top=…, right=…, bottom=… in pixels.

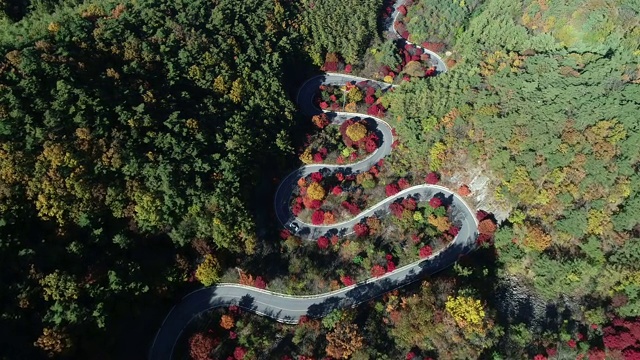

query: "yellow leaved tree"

left=307, top=182, right=326, bottom=201
left=195, top=254, right=220, bottom=286
left=445, top=295, right=487, bottom=335
left=345, top=122, right=367, bottom=143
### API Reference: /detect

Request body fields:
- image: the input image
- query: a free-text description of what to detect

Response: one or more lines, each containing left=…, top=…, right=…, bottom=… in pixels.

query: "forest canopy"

left=0, top=0, right=298, bottom=357
left=1, top=0, right=640, bottom=358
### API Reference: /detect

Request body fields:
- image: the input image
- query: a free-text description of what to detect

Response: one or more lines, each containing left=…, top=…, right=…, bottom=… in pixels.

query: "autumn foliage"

left=312, top=210, right=325, bottom=225
left=188, top=332, right=215, bottom=360
left=34, top=328, right=72, bottom=358
left=346, top=122, right=367, bottom=142
left=523, top=225, right=552, bottom=251
left=340, top=275, right=355, bottom=286
left=195, top=254, right=220, bottom=286
left=342, top=201, right=360, bottom=215
left=386, top=183, right=400, bottom=196
left=458, top=184, right=471, bottom=196
left=220, top=314, right=235, bottom=330
left=317, top=236, right=329, bottom=249
left=390, top=202, right=404, bottom=218
left=478, top=219, right=497, bottom=235
left=254, top=276, right=266, bottom=289
left=353, top=223, right=369, bottom=237
left=323, top=211, right=336, bottom=225
left=371, top=264, right=386, bottom=277
left=429, top=197, right=442, bottom=208
left=419, top=245, right=433, bottom=258
left=325, top=322, right=364, bottom=359
left=397, top=178, right=410, bottom=190
left=312, top=113, right=329, bottom=129
left=306, top=182, right=326, bottom=201
left=603, top=317, right=640, bottom=357
left=233, top=346, right=247, bottom=360
left=445, top=295, right=487, bottom=334
left=425, top=172, right=439, bottom=184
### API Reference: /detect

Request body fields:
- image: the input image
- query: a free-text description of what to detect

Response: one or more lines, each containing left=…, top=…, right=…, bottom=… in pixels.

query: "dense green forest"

left=1, top=0, right=639, bottom=358
left=0, top=0, right=301, bottom=357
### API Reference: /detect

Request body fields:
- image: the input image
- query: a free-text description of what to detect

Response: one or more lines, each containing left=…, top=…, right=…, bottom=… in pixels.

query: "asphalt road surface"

left=148, top=75, right=474, bottom=360
left=389, top=0, right=448, bottom=73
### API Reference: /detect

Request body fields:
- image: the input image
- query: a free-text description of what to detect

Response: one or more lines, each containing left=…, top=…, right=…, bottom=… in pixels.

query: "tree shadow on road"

left=304, top=238, right=477, bottom=319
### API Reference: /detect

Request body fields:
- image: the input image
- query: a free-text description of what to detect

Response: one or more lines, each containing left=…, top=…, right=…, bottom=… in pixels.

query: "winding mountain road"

left=148, top=73, right=478, bottom=360
left=390, top=0, right=448, bottom=73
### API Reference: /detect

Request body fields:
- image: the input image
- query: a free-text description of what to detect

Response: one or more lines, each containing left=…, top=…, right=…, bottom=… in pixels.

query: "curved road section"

left=148, top=74, right=476, bottom=360
left=389, top=0, right=448, bottom=73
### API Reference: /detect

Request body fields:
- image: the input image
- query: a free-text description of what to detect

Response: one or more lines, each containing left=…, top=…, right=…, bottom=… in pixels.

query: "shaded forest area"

left=0, top=0, right=307, bottom=357
left=1, top=0, right=639, bottom=359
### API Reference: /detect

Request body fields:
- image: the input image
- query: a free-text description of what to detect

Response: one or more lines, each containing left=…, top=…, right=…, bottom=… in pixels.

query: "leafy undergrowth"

left=314, top=80, right=388, bottom=116
left=298, top=115, right=380, bottom=166
left=269, top=196, right=494, bottom=296
left=178, top=279, right=487, bottom=360
left=394, top=0, right=483, bottom=52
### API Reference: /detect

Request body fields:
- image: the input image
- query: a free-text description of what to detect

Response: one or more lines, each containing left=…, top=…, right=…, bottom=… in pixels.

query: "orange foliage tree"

left=220, top=314, right=235, bottom=330
left=312, top=114, right=329, bottom=129
left=523, top=224, right=552, bottom=251
left=34, top=328, right=72, bottom=357
left=325, top=322, right=364, bottom=359
left=428, top=215, right=451, bottom=233
left=478, top=219, right=497, bottom=235
left=458, top=184, right=471, bottom=196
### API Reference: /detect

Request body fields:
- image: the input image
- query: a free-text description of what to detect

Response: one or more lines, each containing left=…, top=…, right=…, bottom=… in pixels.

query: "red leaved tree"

left=189, top=332, right=214, bottom=360
left=365, top=95, right=375, bottom=105
left=458, top=184, right=471, bottom=196
left=365, top=138, right=378, bottom=153
left=476, top=233, right=493, bottom=246
left=386, top=183, right=400, bottom=196
left=368, top=104, right=381, bottom=116
left=342, top=201, right=360, bottom=215
left=421, top=42, right=445, bottom=53
left=254, top=276, right=266, bottom=289
left=398, top=178, right=410, bottom=190
left=340, top=275, right=354, bottom=286
left=604, top=317, right=640, bottom=354
left=312, top=210, right=325, bottom=225
left=353, top=223, right=369, bottom=237
left=234, top=346, right=247, bottom=360
left=371, top=264, right=386, bottom=277
left=389, top=203, right=404, bottom=218
left=419, top=245, right=432, bottom=258
left=402, top=198, right=417, bottom=210
left=311, top=172, right=323, bottom=182
left=366, top=86, right=376, bottom=96
left=429, top=197, right=442, bottom=208
left=317, top=236, right=329, bottom=249
left=386, top=260, right=396, bottom=272
left=425, top=172, right=439, bottom=184
left=478, top=218, right=497, bottom=235
left=476, top=210, right=489, bottom=221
